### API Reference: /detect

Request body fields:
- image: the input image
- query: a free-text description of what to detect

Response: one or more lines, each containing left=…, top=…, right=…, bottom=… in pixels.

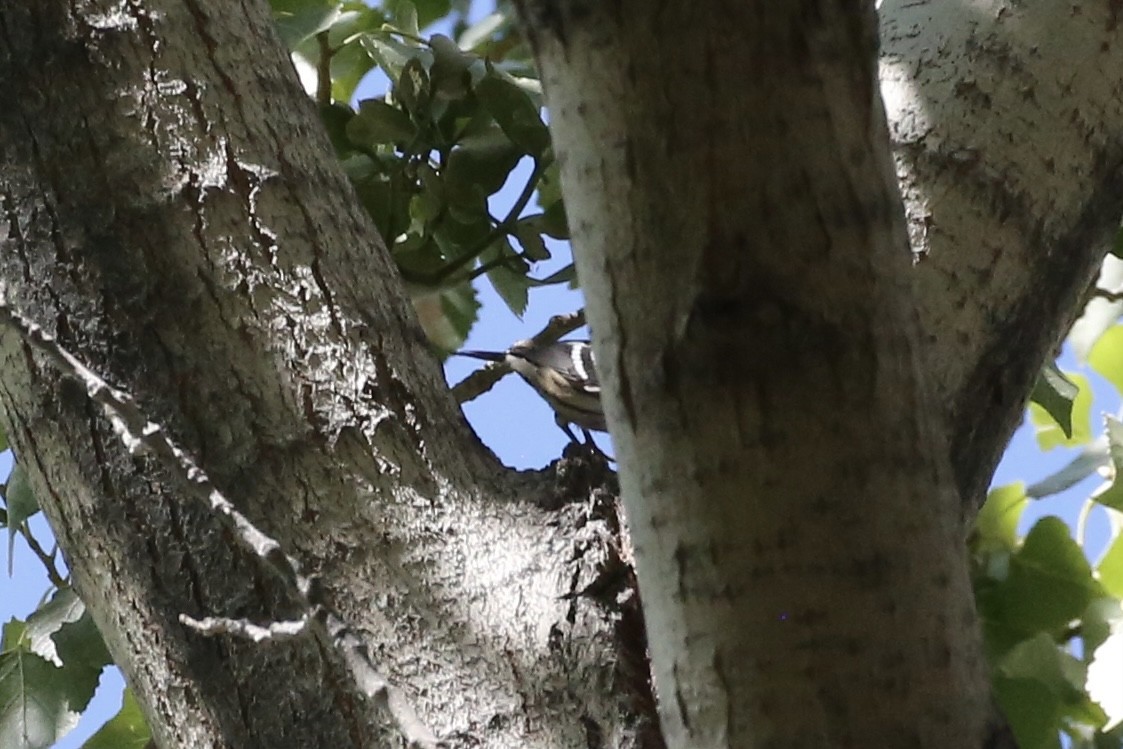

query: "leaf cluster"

left=976, top=252, right=1123, bottom=749
left=1, top=427, right=147, bottom=749
left=277, top=0, right=573, bottom=351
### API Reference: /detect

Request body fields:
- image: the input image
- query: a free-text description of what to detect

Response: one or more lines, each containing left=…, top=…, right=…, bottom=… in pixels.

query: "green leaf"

left=1, top=619, right=25, bottom=651
left=536, top=159, right=564, bottom=209
left=395, top=56, right=430, bottom=117
left=81, top=688, right=150, bottom=749
left=973, top=483, right=1027, bottom=554
left=429, top=34, right=477, bottom=103
left=475, top=66, right=550, bottom=157
left=3, top=465, right=39, bottom=528
left=481, top=237, right=529, bottom=318
left=1026, top=443, right=1110, bottom=500
left=24, top=591, right=111, bottom=715
left=318, top=103, right=356, bottom=156
left=325, top=4, right=386, bottom=46
left=353, top=162, right=412, bottom=244
left=359, top=33, right=431, bottom=83
left=5, top=465, right=40, bottom=576
left=542, top=198, right=569, bottom=239
left=328, top=38, right=378, bottom=104
left=1082, top=599, right=1122, bottom=658
left=409, top=163, right=444, bottom=225
left=444, top=128, right=521, bottom=208
left=270, top=0, right=341, bottom=49
left=387, top=0, right=419, bottom=37
left=431, top=212, right=492, bottom=258
left=1093, top=416, right=1123, bottom=511
left=409, top=0, right=452, bottom=29
left=1030, top=363, right=1080, bottom=439
left=0, top=621, right=82, bottom=749
left=1029, top=372, right=1092, bottom=450
left=396, top=237, right=448, bottom=281
left=48, top=609, right=110, bottom=678
left=530, top=163, right=570, bottom=240
left=521, top=208, right=568, bottom=241
left=995, top=632, right=1110, bottom=747
left=1090, top=324, right=1123, bottom=397
left=437, top=283, right=480, bottom=350
left=512, top=219, right=550, bottom=261
left=994, top=674, right=1064, bottom=749
left=998, top=632, right=1087, bottom=696
left=1095, top=722, right=1123, bottom=749
left=347, top=99, right=417, bottom=147
left=1099, top=534, right=1123, bottom=599
left=25, top=590, right=85, bottom=664
left=461, top=11, right=529, bottom=63
left=353, top=172, right=396, bottom=240
left=979, top=517, right=1104, bottom=655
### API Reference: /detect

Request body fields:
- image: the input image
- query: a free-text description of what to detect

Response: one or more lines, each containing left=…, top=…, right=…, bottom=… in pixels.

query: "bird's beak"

left=452, top=350, right=507, bottom=363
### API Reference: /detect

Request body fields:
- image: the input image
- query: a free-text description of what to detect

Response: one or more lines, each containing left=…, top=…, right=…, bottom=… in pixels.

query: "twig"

left=17, top=524, right=67, bottom=588
left=1075, top=497, right=1095, bottom=548
left=315, top=32, right=334, bottom=108
left=1092, top=288, right=1123, bottom=303
left=451, top=309, right=585, bottom=403
left=0, top=291, right=440, bottom=749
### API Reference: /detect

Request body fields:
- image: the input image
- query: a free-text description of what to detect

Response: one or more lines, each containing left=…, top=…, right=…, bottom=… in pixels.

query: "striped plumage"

left=455, top=339, right=606, bottom=443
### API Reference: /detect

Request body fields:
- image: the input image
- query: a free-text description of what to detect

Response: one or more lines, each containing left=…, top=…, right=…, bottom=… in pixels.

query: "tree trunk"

left=0, top=2, right=630, bottom=747
left=515, top=2, right=990, bottom=746
left=514, top=0, right=1123, bottom=747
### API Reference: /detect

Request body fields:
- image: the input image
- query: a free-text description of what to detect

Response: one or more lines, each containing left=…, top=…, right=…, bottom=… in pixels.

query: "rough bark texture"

left=515, top=0, right=1123, bottom=747
left=881, top=0, right=1123, bottom=511
left=0, top=2, right=632, bottom=747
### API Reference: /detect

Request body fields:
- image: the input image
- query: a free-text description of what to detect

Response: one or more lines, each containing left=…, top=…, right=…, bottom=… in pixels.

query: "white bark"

left=881, top=0, right=1123, bottom=505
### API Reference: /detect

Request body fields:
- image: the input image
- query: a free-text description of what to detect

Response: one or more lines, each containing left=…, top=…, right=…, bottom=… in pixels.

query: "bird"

left=454, top=339, right=606, bottom=447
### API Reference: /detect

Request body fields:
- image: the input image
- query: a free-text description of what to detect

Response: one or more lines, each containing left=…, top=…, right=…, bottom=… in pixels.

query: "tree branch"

left=879, top=0, right=1123, bottom=512
left=315, top=32, right=333, bottom=108
left=16, top=523, right=67, bottom=588
left=451, top=308, right=585, bottom=403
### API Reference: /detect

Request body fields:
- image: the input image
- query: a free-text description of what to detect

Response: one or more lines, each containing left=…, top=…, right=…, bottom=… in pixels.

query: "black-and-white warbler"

left=455, top=339, right=605, bottom=445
